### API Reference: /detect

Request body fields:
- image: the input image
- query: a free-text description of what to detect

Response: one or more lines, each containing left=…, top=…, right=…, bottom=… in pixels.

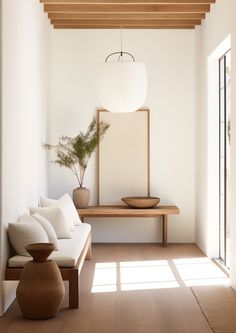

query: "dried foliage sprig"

left=43, top=118, right=110, bottom=187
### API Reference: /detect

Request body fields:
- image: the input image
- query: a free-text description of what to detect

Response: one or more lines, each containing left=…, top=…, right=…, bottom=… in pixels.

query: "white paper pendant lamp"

left=98, top=60, right=147, bottom=113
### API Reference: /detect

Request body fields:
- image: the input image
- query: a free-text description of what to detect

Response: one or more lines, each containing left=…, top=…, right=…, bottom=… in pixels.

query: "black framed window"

left=219, top=49, right=231, bottom=268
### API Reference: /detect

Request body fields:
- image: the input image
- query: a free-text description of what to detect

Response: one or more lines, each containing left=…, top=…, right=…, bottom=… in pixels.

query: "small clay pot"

left=73, top=187, right=90, bottom=208
left=16, top=243, right=65, bottom=320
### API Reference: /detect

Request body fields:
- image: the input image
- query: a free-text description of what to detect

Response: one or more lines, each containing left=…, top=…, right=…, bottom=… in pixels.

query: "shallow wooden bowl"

left=121, top=196, right=160, bottom=209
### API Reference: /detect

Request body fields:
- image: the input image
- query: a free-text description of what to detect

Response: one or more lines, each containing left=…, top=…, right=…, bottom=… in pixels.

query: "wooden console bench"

left=78, top=205, right=180, bottom=247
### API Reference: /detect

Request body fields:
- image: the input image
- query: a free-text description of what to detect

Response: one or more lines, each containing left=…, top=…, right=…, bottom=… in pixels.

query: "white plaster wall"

left=195, top=0, right=236, bottom=257
left=48, top=29, right=195, bottom=243
left=0, top=0, right=49, bottom=315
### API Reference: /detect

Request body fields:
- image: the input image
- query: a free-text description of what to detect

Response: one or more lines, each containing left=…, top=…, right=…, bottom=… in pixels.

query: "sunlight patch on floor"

left=91, top=262, right=117, bottom=293
left=173, top=258, right=230, bottom=287
left=91, top=257, right=229, bottom=293
left=120, top=260, right=179, bottom=290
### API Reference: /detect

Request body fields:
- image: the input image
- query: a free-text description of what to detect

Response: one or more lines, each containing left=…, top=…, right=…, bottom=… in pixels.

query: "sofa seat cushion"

left=8, top=223, right=91, bottom=268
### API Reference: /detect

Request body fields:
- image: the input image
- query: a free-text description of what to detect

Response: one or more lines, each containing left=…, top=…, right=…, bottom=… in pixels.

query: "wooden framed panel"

left=97, top=109, right=150, bottom=205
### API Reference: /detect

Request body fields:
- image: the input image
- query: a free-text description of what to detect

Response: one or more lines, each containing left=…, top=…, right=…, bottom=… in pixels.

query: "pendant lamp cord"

left=104, top=27, right=135, bottom=63
left=120, top=27, right=123, bottom=60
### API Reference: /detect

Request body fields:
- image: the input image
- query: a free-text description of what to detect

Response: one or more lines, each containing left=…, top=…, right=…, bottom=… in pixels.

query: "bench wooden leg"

left=162, top=215, right=168, bottom=247
left=86, top=242, right=92, bottom=260
left=69, top=269, right=79, bottom=309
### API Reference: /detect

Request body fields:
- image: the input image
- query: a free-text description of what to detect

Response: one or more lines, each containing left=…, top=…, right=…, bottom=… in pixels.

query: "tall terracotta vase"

left=73, top=187, right=90, bottom=208
left=16, top=243, right=65, bottom=320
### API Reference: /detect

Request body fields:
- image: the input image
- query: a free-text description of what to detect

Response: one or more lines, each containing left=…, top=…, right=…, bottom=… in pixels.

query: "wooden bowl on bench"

left=121, top=196, right=160, bottom=209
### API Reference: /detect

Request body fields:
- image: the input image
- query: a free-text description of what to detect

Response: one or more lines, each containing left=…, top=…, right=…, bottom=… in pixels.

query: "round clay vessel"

left=16, top=243, right=65, bottom=320
left=73, top=187, right=90, bottom=208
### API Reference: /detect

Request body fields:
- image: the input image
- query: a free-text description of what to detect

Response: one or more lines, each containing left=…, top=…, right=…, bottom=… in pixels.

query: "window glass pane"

left=219, top=50, right=231, bottom=268
left=220, top=89, right=225, bottom=119
left=220, top=58, right=225, bottom=88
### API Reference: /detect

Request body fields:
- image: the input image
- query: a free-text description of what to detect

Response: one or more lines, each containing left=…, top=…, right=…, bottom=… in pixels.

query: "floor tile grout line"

left=190, top=287, right=215, bottom=333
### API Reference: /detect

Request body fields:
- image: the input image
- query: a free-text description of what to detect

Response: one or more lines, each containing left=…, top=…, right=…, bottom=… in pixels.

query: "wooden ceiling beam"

left=54, top=24, right=195, bottom=29
left=51, top=18, right=201, bottom=25
left=41, top=0, right=216, bottom=29
left=44, top=4, right=210, bottom=13
left=41, top=0, right=214, bottom=3
left=48, top=12, right=206, bottom=19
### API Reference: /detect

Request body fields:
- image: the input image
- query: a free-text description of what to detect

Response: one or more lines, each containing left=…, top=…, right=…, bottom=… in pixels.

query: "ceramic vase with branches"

left=44, top=117, right=110, bottom=208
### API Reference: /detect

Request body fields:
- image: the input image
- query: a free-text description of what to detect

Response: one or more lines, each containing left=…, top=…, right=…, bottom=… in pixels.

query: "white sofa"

left=6, top=223, right=92, bottom=309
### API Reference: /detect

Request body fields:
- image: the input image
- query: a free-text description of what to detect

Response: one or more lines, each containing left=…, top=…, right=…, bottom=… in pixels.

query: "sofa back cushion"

left=29, top=206, right=72, bottom=239
left=32, top=213, right=59, bottom=250
left=8, top=221, right=49, bottom=256
left=40, top=193, right=82, bottom=228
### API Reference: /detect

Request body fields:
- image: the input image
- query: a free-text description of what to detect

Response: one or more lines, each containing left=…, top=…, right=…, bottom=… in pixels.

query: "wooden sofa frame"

left=5, top=231, right=92, bottom=309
